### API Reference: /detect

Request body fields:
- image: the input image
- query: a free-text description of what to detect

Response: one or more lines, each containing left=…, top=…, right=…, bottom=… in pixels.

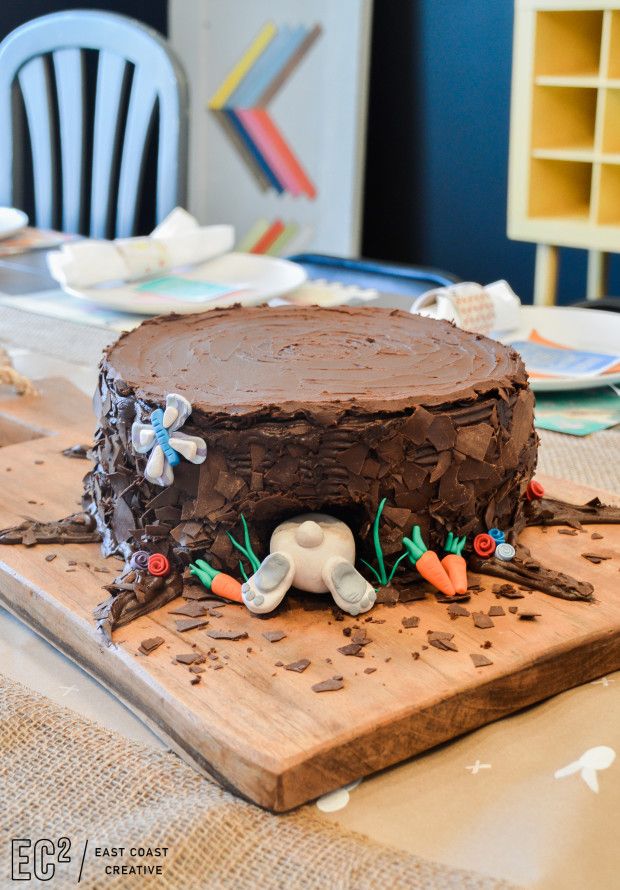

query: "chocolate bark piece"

left=206, top=629, right=248, bottom=641
left=262, top=630, right=287, bottom=643
left=470, top=653, right=493, bottom=667
left=94, top=571, right=183, bottom=638
left=508, top=606, right=518, bottom=614
left=0, top=512, right=100, bottom=546
left=351, top=628, right=371, bottom=646
left=473, top=554, right=594, bottom=602
left=312, top=678, right=344, bottom=693
left=284, top=659, right=310, bottom=673
left=364, top=667, right=377, bottom=674
left=518, top=611, right=541, bottom=621
left=525, top=496, right=620, bottom=528
left=488, top=605, right=505, bottom=617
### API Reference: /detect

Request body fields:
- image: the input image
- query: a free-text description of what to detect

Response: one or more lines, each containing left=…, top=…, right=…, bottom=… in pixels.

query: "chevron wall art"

left=208, top=22, right=322, bottom=199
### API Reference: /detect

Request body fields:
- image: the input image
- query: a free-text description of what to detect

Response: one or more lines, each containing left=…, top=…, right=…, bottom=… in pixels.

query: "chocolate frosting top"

left=105, top=305, right=528, bottom=417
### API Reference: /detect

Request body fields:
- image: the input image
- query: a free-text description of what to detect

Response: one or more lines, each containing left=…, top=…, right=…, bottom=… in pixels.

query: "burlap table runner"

left=0, top=675, right=514, bottom=889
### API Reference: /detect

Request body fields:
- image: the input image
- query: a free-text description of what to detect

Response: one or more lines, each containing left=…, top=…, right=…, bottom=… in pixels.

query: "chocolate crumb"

left=190, top=675, right=201, bottom=685
left=470, top=653, right=493, bottom=667
left=343, top=627, right=352, bottom=637
left=275, top=661, right=284, bottom=667
left=481, top=640, right=492, bottom=648
left=412, top=651, right=420, bottom=660
left=312, top=677, right=344, bottom=693
left=44, top=553, right=57, bottom=562
left=493, top=583, right=524, bottom=599
left=364, top=667, right=377, bottom=674
left=518, top=611, right=541, bottom=621
left=558, top=528, right=578, bottom=536
left=351, top=628, right=371, bottom=645
left=189, top=665, right=205, bottom=674
left=262, top=630, right=287, bottom=643
left=591, top=532, right=604, bottom=540
left=508, top=606, right=518, bottom=614
left=284, top=659, right=310, bottom=673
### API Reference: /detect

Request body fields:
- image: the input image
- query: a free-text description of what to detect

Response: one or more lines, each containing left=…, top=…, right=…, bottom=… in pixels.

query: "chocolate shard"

left=139, top=636, right=164, bottom=654
left=488, top=605, right=505, bottom=617
left=470, top=653, right=493, bottom=667
left=175, top=652, right=202, bottom=665
left=168, top=601, right=209, bottom=618
left=351, top=628, right=371, bottom=646
left=472, top=612, right=494, bottom=629
left=262, top=630, right=287, bottom=643
left=427, top=631, right=458, bottom=652
left=206, top=629, right=248, bottom=641
left=518, top=611, right=541, bottom=621
left=337, top=643, right=364, bottom=657
left=312, top=677, right=344, bottom=693
left=176, top=617, right=209, bottom=633
left=401, top=615, right=420, bottom=628
left=284, top=659, right=310, bottom=673
left=447, top=603, right=470, bottom=618
left=61, top=443, right=91, bottom=460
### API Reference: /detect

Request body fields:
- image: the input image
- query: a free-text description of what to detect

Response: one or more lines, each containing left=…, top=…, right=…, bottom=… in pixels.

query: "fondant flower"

left=131, top=393, right=206, bottom=487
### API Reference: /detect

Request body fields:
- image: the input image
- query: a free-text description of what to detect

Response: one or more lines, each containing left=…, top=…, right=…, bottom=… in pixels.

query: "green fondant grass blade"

left=412, top=525, right=427, bottom=553
left=372, top=497, right=388, bottom=585
left=387, top=550, right=409, bottom=583
left=360, top=558, right=383, bottom=585
left=240, top=514, right=261, bottom=571
left=239, top=560, right=249, bottom=582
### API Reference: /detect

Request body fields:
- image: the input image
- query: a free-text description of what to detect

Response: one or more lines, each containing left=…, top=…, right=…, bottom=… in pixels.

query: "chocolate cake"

left=83, top=304, right=538, bottom=604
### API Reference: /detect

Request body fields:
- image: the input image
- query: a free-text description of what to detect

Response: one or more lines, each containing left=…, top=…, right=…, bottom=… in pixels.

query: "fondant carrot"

left=190, top=558, right=243, bottom=603
left=441, top=532, right=468, bottom=594
left=402, top=526, right=456, bottom=597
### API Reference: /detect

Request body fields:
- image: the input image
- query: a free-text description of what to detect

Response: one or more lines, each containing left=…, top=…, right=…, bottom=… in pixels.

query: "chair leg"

left=533, top=244, right=559, bottom=306
left=586, top=251, right=608, bottom=300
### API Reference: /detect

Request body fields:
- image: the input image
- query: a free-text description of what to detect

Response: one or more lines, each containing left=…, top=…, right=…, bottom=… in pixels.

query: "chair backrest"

left=0, top=10, right=188, bottom=237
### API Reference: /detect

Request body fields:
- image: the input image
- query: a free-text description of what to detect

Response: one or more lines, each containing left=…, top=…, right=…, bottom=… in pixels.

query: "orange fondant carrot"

left=211, top=572, right=243, bottom=603
left=415, top=550, right=456, bottom=597
left=402, top=526, right=456, bottom=597
left=441, top=553, right=468, bottom=594
left=442, top=532, right=468, bottom=594
left=190, top=558, right=244, bottom=603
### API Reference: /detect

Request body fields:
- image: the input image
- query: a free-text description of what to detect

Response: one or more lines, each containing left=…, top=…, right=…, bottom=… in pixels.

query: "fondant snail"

left=241, top=513, right=376, bottom=617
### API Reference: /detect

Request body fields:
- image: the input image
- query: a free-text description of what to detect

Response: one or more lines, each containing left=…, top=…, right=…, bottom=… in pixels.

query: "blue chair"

left=0, top=10, right=188, bottom=237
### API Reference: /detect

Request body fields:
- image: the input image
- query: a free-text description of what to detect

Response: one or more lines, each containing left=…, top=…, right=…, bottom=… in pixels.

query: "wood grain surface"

left=0, top=381, right=618, bottom=811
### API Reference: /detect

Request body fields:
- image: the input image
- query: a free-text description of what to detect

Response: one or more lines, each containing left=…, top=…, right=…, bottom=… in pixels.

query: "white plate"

left=0, top=207, right=28, bottom=240
left=499, top=306, right=620, bottom=392
left=65, top=252, right=307, bottom=314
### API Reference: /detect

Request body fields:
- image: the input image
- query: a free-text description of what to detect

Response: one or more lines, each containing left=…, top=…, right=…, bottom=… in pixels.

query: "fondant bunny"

left=241, top=513, right=376, bottom=617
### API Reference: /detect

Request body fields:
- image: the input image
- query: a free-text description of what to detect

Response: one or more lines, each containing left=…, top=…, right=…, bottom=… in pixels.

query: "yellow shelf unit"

left=508, top=2, right=620, bottom=303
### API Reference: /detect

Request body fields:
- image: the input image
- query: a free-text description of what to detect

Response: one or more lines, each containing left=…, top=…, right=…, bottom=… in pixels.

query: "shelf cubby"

left=534, top=10, right=604, bottom=77
left=601, top=88, right=620, bottom=152
left=528, top=158, right=592, bottom=220
left=597, top=164, right=620, bottom=224
left=531, top=85, right=597, bottom=151
left=607, top=11, right=620, bottom=78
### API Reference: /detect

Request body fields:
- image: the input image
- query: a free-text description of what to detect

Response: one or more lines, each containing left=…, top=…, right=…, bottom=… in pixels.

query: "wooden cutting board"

left=0, top=380, right=619, bottom=812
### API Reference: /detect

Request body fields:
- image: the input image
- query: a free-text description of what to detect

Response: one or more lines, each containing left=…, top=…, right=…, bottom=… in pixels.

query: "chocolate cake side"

left=82, top=306, right=538, bottom=595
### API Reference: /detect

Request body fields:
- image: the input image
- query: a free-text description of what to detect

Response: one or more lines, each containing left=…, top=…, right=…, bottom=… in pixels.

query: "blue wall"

left=363, top=1, right=619, bottom=304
